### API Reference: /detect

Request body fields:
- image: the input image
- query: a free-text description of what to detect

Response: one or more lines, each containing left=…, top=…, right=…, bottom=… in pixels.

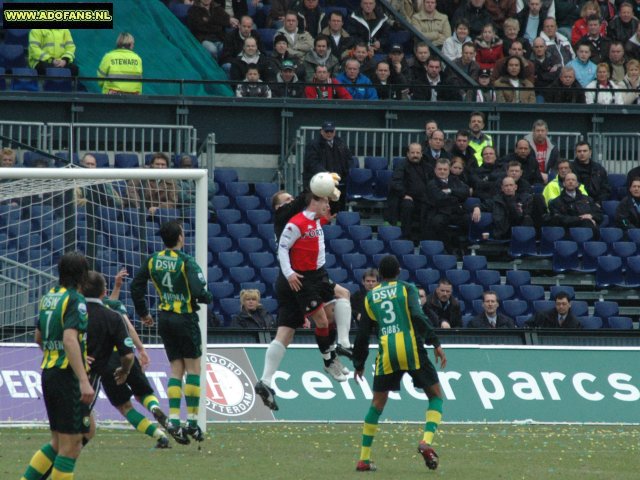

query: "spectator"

left=570, top=1, right=606, bottom=46
left=423, top=129, right=451, bottom=169
left=504, top=160, right=534, bottom=194
left=347, top=0, right=390, bottom=54
left=28, top=29, right=78, bottom=76
left=141, top=153, right=178, bottom=216
left=548, top=172, right=603, bottom=234
left=304, top=64, right=353, bottom=99
left=453, top=43, right=481, bottom=84
left=277, top=12, right=314, bottom=60
left=606, top=41, right=629, bottom=84
left=303, top=120, right=353, bottom=210
left=541, top=17, right=575, bottom=66
left=408, top=42, right=432, bottom=89
left=525, top=292, right=581, bottom=328
left=517, top=0, right=550, bottom=41
left=502, top=17, right=531, bottom=56
left=452, top=0, right=494, bottom=39
left=470, top=146, right=503, bottom=200
left=579, top=15, right=612, bottom=64
left=229, top=37, right=270, bottom=82
left=450, top=129, right=478, bottom=167
left=425, top=279, right=463, bottom=328
left=235, top=65, right=272, bottom=98
left=450, top=155, right=472, bottom=188
left=371, top=60, right=409, bottom=99
left=175, top=154, right=217, bottom=221
left=516, top=0, right=555, bottom=17
left=424, top=120, right=439, bottom=140
left=494, top=55, right=537, bottom=103
left=468, top=291, right=515, bottom=328
left=97, top=33, right=143, bottom=95
left=388, top=143, right=431, bottom=240
left=386, top=44, right=412, bottom=87
left=272, top=59, right=305, bottom=98
left=410, top=0, right=451, bottom=48
left=499, top=138, right=545, bottom=185
left=585, top=62, right=625, bottom=104
left=442, top=19, right=473, bottom=62
left=186, top=0, right=236, bottom=60
left=220, top=16, right=263, bottom=67
left=545, top=65, right=587, bottom=103
left=303, top=35, right=339, bottom=81
left=555, top=0, right=580, bottom=37
left=341, top=42, right=376, bottom=79
left=1, top=147, right=16, bottom=168
left=625, top=22, right=640, bottom=60
left=267, top=0, right=295, bottom=29
left=485, top=0, right=517, bottom=31
left=571, top=141, right=610, bottom=204
left=542, top=158, right=588, bottom=205
left=77, top=153, right=123, bottom=209
left=615, top=177, right=640, bottom=229
left=475, top=23, right=504, bottom=71
left=321, top=11, right=354, bottom=59
left=524, top=118, right=558, bottom=181
left=491, top=39, right=536, bottom=84
left=567, top=42, right=597, bottom=87
left=265, top=34, right=304, bottom=82
left=426, top=158, right=471, bottom=254
left=411, top=57, right=460, bottom=101
left=468, top=111, right=494, bottom=167
left=608, top=2, right=638, bottom=44
left=619, top=59, right=640, bottom=104
left=230, top=289, right=276, bottom=329
left=350, top=268, right=379, bottom=325
left=335, top=59, right=378, bottom=99
left=295, top=0, right=324, bottom=37
left=469, top=68, right=498, bottom=101
left=531, top=37, right=563, bottom=98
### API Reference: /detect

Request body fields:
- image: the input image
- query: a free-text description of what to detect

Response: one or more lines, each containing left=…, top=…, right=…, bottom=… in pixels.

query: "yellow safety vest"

left=542, top=177, right=589, bottom=205
left=28, top=29, right=76, bottom=68
left=97, top=48, right=143, bottom=94
left=468, top=133, right=493, bottom=167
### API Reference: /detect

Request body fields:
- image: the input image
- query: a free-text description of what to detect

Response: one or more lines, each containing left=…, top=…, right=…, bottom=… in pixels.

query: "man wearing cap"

left=386, top=44, right=411, bottom=85
left=265, top=33, right=304, bottom=82
left=272, top=59, right=305, bottom=98
left=335, top=58, right=379, bottom=100
left=303, top=121, right=354, bottom=211
left=303, top=35, right=339, bottom=82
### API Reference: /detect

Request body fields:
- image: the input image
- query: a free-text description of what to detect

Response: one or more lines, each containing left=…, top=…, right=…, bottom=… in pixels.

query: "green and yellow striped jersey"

left=38, top=286, right=88, bottom=370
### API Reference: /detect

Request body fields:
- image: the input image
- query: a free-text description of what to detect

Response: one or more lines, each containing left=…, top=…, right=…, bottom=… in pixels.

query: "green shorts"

left=42, top=368, right=91, bottom=434
left=157, top=311, right=202, bottom=362
left=372, top=350, right=439, bottom=392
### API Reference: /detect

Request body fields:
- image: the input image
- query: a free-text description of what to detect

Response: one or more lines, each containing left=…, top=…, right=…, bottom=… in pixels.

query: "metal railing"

left=587, top=132, right=640, bottom=174
left=0, top=121, right=47, bottom=152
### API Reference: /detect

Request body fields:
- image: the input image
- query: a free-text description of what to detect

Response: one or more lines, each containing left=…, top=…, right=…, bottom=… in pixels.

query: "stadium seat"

left=257, top=223, right=275, bottom=243
left=322, top=224, right=344, bottom=241
left=398, top=269, right=410, bottom=281
left=226, top=182, right=250, bottom=200
left=346, top=168, right=374, bottom=201
left=505, top=270, right=531, bottom=290
left=226, top=223, right=253, bottom=243
left=462, top=313, right=474, bottom=327
left=539, top=226, right=565, bottom=256
left=43, top=67, right=72, bottom=92
left=549, top=285, right=575, bottom=301
left=599, top=227, right=623, bottom=252
left=389, top=239, right=414, bottom=257
left=402, top=254, right=428, bottom=274
left=595, top=255, right=623, bottom=289
left=364, top=156, right=388, bottom=172
left=623, top=255, right=640, bottom=287
left=432, top=254, right=457, bottom=277
left=235, top=195, right=261, bottom=213
left=114, top=153, right=139, bottom=168
left=578, top=316, right=603, bottom=329
left=329, top=238, right=355, bottom=256
left=377, top=225, right=403, bottom=245
left=218, top=251, right=245, bottom=270
left=249, top=251, right=275, bottom=269
left=471, top=299, right=484, bottom=315
left=324, top=252, right=337, bottom=268
left=462, top=255, right=487, bottom=283
left=238, top=237, right=264, bottom=254
left=11, top=67, right=38, bottom=91
left=533, top=300, right=555, bottom=313
left=515, top=314, right=532, bottom=328
left=4, top=29, right=29, bottom=47
left=607, top=316, right=633, bottom=329
left=475, top=269, right=501, bottom=291
left=208, top=236, right=232, bottom=255
left=509, top=226, right=537, bottom=257
left=260, top=267, right=279, bottom=286
left=601, top=200, right=619, bottom=221
left=169, top=2, right=190, bottom=23
left=593, top=300, right=619, bottom=326
left=254, top=182, right=279, bottom=208
left=489, top=284, right=515, bottom=302
left=608, top=174, right=627, bottom=200
left=348, top=225, right=372, bottom=242
left=612, top=241, right=637, bottom=268
left=458, top=283, right=483, bottom=310
left=342, top=282, right=361, bottom=296
left=216, top=209, right=242, bottom=228
left=468, top=212, right=494, bottom=243
left=580, top=241, right=608, bottom=272
left=518, top=284, right=545, bottom=306
left=626, top=228, right=640, bottom=245
left=240, top=281, right=267, bottom=296
left=256, top=28, right=277, bottom=52
left=219, top=298, right=241, bottom=325
left=208, top=266, right=223, bottom=283
left=389, top=29, right=412, bottom=53
left=359, top=239, right=385, bottom=259
left=502, top=299, right=528, bottom=320
left=445, top=269, right=470, bottom=295
left=0, top=44, right=26, bottom=69
left=246, top=209, right=272, bottom=229
left=213, top=168, right=239, bottom=192
left=568, top=227, right=593, bottom=254
left=372, top=253, right=387, bottom=267
left=326, top=267, right=349, bottom=284
left=261, top=298, right=278, bottom=315
left=569, top=300, right=588, bottom=318
left=212, top=195, right=231, bottom=210
left=415, top=268, right=440, bottom=289
left=172, top=153, right=198, bottom=168
left=229, top=266, right=256, bottom=285
left=336, top=211, right=360, bottom=228
left=342, top=253, right=368, bottom=273
left=552, top=241, right=580, bottom=272
left=209, top=281, right=235, bottom=300
left=419, top=240, right=445, bottom=264
left=0, top=67, right=5, bottom=90
left=370, top=170, right=393, bottom=201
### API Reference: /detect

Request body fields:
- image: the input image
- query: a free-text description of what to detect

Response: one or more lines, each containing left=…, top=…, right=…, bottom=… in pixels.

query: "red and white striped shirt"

left=278, top=210, right=328, bottom=277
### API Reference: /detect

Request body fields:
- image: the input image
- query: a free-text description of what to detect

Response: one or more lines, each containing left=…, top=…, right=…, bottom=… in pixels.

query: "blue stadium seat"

left=246, top=209, right=272, bottom=229
left=240, top=281, right=267, bottom=296
left=552, top=241, right=580, bottom=273
left=257, top=223, right=275, bottom=243
left=219, top=298, right=241, bottom=325
left=324, top=252, right=337, bottom=268
left=212, top=195, right=231, bottom=210
left=169, top=2, right=190, bottom=23
left=226, top=182, right=250, bottom=200
left=502, top=299, right=528, bottom=320
left=218, top=251, right=245, bottom=270
left=533, top=300, right=555, bottom=313
left=445, top=269, right=471, bottom=295
left=599, top=227, right=623, bottom=252
left=626, top=228, right=640, bottom=245
left=389, top=29, right=412, bottom=53
left=213, top=168, right=239, bottom=192
left=377, top=225, right=402, bottom=245
left=249, top=251, right=276, bottom=269
left=114, top=153, right=139, bottom=168
left=11, top=67, right=38, bottom=91
left=323, top=224, right=344, bottom=241
left=515, top=314, right=532, bottom=328
left=471, top=299, right=484, bottom=315
left=509, top=226, right=537, bottom=257
left=569, top=227, right=594, bottom=255
left=0, top=44, right=27, bottom=69
left=359, top=239, right=385, bottom=259
left=209, top=236, right=233, bottom=254
left=216, top=209, right=242, bottom=228
left=346, top=168, right=374, bottom=201
left=4, top=29, right=29, bottom=47
left=402, top=254, right=428, bottom=274
left=0, top=67, right=5, bottom=91
left=539, top=226, right=565, bottom=256
left=235, top=195, right=261, bottom=213
left=43, top=67, right=72, bottom=92
left=229, top=266, right=256, bottom=285
left=432, top=254, right=457, bottom=277
left=398, top=269, right=410, bottom=282
left=336, top=211, right=360, bottom=228
left=612, top=241, right=637, bottom=268
left=570, top=300, right=588, bottom=318
left=254, top=182, right=280, bottom=208
left=607, top=316, right=633, bottom=329
left=489, top=284, right=515, bottom=302
left=327, top=267, right=349, bottom=284
left=172, top=153, right=198, bottom=168
left=369, top=170, right=393, bottom=201
left=415, top=268, right=440, bottom=289
left=593, top=300, right=619, bottom=326
left=458, top=284, right=483, bottom=311
left=342, top=253, right=367, bottom=273
left=364, top=156, right=388, bottom=172
left=608, top=174, right=627, bottom=200
left=348, top=225, right=372, bottom=242
left=580, top=241, right=608, bottom=272
left=601, top=200, right=619, bottom=221
left=389, top=239, right=414, bottom=257
left=329, top=238, right=355, bottom=256
left=475, top=269, right=501, bottom=291
left=238, top=237, right=264, bottom=254
left=419, top=240, right=445, bottom=265
left=578, top=316, right=603, bottom=329
left=257, top=28, right=277, bottom=52
left=505, top=270, right=531, bottom=290
left=154, top=208, right=181, bottom=226
left=372, top=253, right=387, bottom=267
left=208, top=266, right=223, bottom=283
left=260, top=266, right=279, bottom=286
left=464, top=197, right=481, bottom=211
left=519, top=284, right=545, bottom=306
left=549, top=285, right=575, bottom=301
left=462, top=313, right=474, bottom=327
left=623, top=255, right=640, bottom=287
left=462, top=255, right=487, bottom=283
left=342, top=282, right=361, bottom=296
left=209, top=281, right=235, bottom=300
left=53, top=151, right=79, bottom=167
left=595, top=255, right=623, bottom=288
left=261, top=297, right=278, bottom=315
left=468, top=212, right=494, bottom=243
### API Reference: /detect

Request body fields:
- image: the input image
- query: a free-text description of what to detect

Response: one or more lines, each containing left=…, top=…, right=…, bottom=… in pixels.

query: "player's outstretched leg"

left=333, top=297, right=353, bottom=359
left=166, top=377, right=190, bottom=445
left=356, top=405, right=382, bottom=472
left=418, top=395, right=443, bottom=470
left=255, top=380, right=279, bottom=411
left=418, top=442, right=439, bottom=470
left=21, top=443, right=56, bottom=480
left=184, top=373, right=204, bottom=442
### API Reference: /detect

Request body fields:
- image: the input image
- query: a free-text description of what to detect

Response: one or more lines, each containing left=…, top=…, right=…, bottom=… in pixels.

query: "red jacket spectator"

left=475, top=38, right=504, bottom=70
left=571, top=18, right=607, bottom=46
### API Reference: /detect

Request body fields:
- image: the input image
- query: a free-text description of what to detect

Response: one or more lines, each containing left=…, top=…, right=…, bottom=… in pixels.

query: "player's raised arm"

left=185, top=257, right=213, bottom=305
left=130, top=259, right=151, bottom=318
left=352, top=296, right=375, bottom=378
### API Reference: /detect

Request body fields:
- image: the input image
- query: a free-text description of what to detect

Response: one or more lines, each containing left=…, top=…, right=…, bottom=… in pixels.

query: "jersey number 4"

left=161, top=272, right=174, bottom=292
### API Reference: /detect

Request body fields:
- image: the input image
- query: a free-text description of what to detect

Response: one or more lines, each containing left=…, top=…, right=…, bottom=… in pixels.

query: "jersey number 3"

left=380, top=300, right=396, bottom=324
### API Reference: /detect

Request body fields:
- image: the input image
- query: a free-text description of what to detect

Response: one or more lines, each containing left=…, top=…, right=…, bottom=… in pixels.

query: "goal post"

left=0, top=166, right=209, bottom=430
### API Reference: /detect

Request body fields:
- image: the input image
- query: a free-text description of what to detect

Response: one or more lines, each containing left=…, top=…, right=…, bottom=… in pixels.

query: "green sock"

left=359, top=406, right=382, bottom=462
left=423, top=396, right=443, bottom=445
left=167, top=377, right=182, bottom=427
left=184, top=373, right=200, bottom=427
left=125, top=408, right=157, bottom=438
left=141, top=394, right=160, bottom=413
left=51, top=455, right=75, bottom=479
left=22, top=443, right=56, bottom=480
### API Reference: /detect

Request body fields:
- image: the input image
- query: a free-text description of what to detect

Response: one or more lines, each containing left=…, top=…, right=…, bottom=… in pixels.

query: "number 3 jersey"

left=362, top=280, right=440, bottom=375
left=131, top=248, right=213, bottom=316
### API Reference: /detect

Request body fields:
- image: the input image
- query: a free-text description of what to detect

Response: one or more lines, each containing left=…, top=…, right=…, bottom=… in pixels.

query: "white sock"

left=261, top=340, right=286, bottom=387
left=334, top=298, right=352, bottom=347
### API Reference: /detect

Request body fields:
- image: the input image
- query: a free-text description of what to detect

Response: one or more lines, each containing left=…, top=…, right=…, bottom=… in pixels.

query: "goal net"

left=0, top=165, right=209, bottom=425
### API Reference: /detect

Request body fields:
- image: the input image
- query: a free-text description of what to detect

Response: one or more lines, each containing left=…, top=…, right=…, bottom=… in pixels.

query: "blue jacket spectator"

left=335, top=58, right=378, bottom=99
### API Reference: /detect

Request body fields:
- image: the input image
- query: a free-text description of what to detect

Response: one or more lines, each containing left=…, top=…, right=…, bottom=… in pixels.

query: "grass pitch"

left=2, top=423, right=639, bottom=479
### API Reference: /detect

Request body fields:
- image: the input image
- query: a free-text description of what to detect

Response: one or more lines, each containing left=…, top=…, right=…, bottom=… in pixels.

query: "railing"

left=587, top=132, right=640, bottom=174
left=0, top=121, right=47, bottom=152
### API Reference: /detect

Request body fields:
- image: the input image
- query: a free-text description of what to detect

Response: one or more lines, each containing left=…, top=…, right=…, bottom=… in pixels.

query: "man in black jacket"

left=468, top=291, right=515, bottom=328
left=615, top=177, right=640, bottom=230
left=499, top=138, right=544, bottom=186
left=219, top=16, right=264, bottom=67
left=525, top=292, right=581, bottom=328
left=571, top=141, right=611, bottom=205
left=425, top=279, right=463, bottom=328
left=470, top=146, right=503, bottom=201
left=548, top=173, right=604, bottom=235
left=544, top=66, right=586, bottom=104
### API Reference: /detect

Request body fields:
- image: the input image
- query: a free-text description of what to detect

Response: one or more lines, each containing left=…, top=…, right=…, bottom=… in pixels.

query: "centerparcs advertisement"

left=1, top=344, right=638, bottom=424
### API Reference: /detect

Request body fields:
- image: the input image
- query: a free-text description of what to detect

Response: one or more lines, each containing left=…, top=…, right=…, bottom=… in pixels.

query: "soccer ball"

left=309, top=172, right=335, bottom=197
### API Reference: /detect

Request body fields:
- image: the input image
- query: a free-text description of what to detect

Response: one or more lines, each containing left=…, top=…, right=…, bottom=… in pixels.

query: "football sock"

left=184, top=374, right=200, bottom=428
left=21, top=443, right=56, bottom=480
left=51, top=455, right=75, bottom=480
left=261, top=339, right=286, bottom=387
left=334, top=298, right=352, bottom=347
left=315, top=326, right=332, bottom=359
left=359, top=406, right=382, bottom=462
left=423, top=396, right=443, bottom=445
left=125, top=408, right=157, bottom=438
left=141, top=394, right=160, bottom=413
left=167, top=377, right=183, bottom=427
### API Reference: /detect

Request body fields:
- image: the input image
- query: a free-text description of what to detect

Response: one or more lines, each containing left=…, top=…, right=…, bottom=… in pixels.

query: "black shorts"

left=372, top=350, right=439, bottom=392
left=100, top=354, right=154, bottom=407
left=157, top=311, right=202, bottom=362
left=276, top=268, right=335, bottom=329
left=42, top=368, right=91, bottom=434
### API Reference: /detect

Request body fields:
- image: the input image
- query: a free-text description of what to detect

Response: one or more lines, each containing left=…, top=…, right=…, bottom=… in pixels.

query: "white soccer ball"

left=309, top=172, right=335, bottom=197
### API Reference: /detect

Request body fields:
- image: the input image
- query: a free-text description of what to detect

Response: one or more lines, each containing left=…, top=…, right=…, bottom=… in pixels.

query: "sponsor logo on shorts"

left=204, top=353, right=255, bottom=417
left=83, top=416, right=90, bottom=427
